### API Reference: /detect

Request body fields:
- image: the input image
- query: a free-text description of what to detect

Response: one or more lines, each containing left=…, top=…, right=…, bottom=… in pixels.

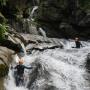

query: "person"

left=74, top=37, right=83, bottom=48
left=14, top=58, right=32, bottom=86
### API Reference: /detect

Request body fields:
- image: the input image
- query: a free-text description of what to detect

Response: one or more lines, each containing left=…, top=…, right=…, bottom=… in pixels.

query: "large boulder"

left=0, top=29, right=26, bottom=53
left=0, top=46, right=16, bottom=90
left=0, top=46, right=14, bottom=77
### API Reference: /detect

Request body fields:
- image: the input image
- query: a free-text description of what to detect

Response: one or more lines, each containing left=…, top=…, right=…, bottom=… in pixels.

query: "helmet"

left=19, top=59, right=24, bottom=64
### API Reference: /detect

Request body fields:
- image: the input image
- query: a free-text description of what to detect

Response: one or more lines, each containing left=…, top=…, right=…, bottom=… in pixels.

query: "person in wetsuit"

left=75, top=37, right=82, bottom=48
left=14, top=59, right=32, bottom=86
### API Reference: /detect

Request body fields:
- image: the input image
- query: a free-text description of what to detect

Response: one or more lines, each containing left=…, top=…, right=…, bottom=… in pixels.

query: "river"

left=4, top=39, right=90, bottom=90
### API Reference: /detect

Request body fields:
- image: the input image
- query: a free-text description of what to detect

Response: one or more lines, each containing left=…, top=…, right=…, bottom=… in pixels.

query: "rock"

left=0, top=64, right=9, bottom=77
left=0, top=40, right=23, bottom=88
left=26, top=45, right=63, bottom=54
left=0, top=46, right=14, bottom=77
left=34, top=0, right=90, bottom=39
left=59, top=23, right=78, bottom=38
left=21, top=34, right=64, bottom=46
left=0, top=39, right=22, bottom=53
left=79, top=12, right=90, bottom=27
left=0, top=30, right=26, bottom=54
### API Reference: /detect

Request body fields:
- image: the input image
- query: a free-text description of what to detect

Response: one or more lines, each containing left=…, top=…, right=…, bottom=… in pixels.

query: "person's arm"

left=23, top=65, right=32, bottom=69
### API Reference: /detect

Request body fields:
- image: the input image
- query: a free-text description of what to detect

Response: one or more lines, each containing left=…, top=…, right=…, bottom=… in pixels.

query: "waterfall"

left=39, top=28, right=47, bottom=41
left=30, top=6, right=38, bottom=21
left=4, top=39, right=90, bottom=90
left=4, top=69, right=28, bottom=90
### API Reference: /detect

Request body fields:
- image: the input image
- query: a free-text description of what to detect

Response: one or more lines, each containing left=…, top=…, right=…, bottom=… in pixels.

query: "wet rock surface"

left=0, top=46, right=14, bottom=77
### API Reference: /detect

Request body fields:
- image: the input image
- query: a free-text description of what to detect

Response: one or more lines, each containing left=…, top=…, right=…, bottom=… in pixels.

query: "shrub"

left=0, top=23, right=8, bottom=40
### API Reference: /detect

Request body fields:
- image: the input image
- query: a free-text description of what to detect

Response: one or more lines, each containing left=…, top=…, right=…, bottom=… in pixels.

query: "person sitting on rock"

left=14, top=58, right=32, bottom=86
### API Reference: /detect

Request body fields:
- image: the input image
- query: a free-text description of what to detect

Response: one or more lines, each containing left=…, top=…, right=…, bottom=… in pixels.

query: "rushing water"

left=4, top=39, right=90, bottom=90
left=38, top=28, right=47, bottom=41
left=30, top=6, right=38, bottom=21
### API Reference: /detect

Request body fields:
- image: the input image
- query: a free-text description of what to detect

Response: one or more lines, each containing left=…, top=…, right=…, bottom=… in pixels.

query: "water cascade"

left=39, top=28, right=47, bottom=41
left=4, top=39, right=90, bottom=90
left=30, top=6, right=38, bottom=21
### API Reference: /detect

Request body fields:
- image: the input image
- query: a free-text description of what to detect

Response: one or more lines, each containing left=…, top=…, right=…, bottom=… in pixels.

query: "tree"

left=0, top=0, right=8, bottom=5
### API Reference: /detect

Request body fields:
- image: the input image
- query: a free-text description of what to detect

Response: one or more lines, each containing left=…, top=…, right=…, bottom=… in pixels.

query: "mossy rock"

left=0, top=64, right=9, bottom=77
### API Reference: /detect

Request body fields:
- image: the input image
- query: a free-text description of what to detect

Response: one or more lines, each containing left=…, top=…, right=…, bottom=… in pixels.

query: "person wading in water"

left=74, top=37, right=83, bottom=48
left=14, top=58, right=32, bottom=86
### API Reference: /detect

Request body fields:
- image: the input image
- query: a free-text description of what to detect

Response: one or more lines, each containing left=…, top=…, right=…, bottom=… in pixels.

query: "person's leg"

left=15, top=76, right=20, bottom=86
left=19, top=75, right=24, bottom=86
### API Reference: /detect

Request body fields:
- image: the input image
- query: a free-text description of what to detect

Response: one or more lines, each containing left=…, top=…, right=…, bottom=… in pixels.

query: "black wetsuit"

left=75, top=41, right=82, bottom=48
left=14, top=64, right=32, bottom=86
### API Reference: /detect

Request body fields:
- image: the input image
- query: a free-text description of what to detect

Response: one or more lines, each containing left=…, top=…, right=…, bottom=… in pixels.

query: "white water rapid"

left=4, top=39, right=90, bottom=90
left=39, top=28, right=47, bottom=41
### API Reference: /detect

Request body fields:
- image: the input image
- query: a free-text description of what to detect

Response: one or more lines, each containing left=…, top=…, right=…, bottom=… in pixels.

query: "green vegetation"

left=0, top=0, right=8, bottom=5
left=0, top=0, right=8, bottom=41
left=0, top=23, right=8, bottom=41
